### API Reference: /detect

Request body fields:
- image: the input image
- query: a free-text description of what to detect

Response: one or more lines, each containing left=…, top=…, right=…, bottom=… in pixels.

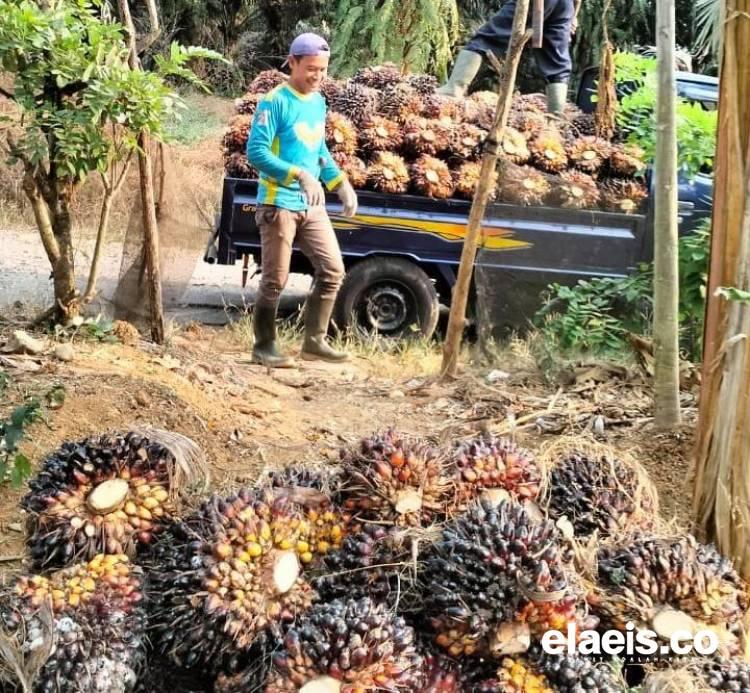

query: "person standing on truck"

left=437, top=0, right=580, bottom=117
left=246, top=32, right=358, bottom=368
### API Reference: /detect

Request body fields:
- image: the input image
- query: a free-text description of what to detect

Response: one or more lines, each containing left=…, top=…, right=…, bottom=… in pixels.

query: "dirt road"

left=0, top=226, right=310, bottom=322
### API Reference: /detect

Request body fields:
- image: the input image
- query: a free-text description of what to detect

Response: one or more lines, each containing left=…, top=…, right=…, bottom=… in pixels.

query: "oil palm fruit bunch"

left=554, top=171, right=601, bottom=210
left=446, top=123, right=486, bottom=161
left=311, top=523, right=403, bottom=606
left=333, top=152, right=369, bottom=189
left=496, top=164, right=551, bottom=207
left=544, top=452, right=657, bottom=539
left=513, top=93, right=547, bottom=113
left=222, top=115, right=253, bottom=154
left=1, top=554, right=147, bottom=693
left=594, top=534, right=748, bottom=630
left=608, top=143, right=647, bottom=178
left=451, top=435, right=542, bottom=510
left=379, top=82, right=425, bottom=124
left=529, top=128, right=568, bottom=173
left=359, top=115, right=404, bottom=155
left=571, top=113, right=596, bottom=137
left=367, top=152, right=411, bottom=195
left=407, top=73, right=439, bottom=95
left=326, top=112, right=358, bottom=156
left=213, top=654, right=271, bottom=693
left=352, top=62, right=404, bottom=90
left=497, top=645, right=626, bottom=693
left=410, top=156, right=455, bottom=199
left=233, top=92, right=262, bottom=117
left=699, top=657, right=750, bottom=691
left=421, top=94, right=461, bottom=122
left=452, top=162, right=497, bottom=201
left=145, top=491, right=317, bottom=673
left=247, top=69, right=287, bottom=95
left=224, top=152, right=256, bottom=180
left=264, top=597, right=424, bottom=692
left=599, top=178, right=649, bottom=214
left=337, top=428, right=452, bottom=527
left=21, top=432, right=181, bottom=569
left=330, top=82, right=380, bottom=127
left=403, top=117, right=452, bottom=158
left=415, top=641, right=473, bottom=692
left=320, top=77, right=345, bottom=105
left=499, top=127, right=531, bottom=166
left=493, top=656, right=554, bottom=692
left=510, top=110, right=547, bottom=141
left=567, top=136, right=612, bottom=174
left=422, top=499, right=575, bottom=658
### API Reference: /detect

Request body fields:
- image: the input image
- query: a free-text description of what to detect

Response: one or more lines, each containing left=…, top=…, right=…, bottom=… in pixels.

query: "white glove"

left=296, top=169, right=326, bottom=207
left=336, top=179, right=358, bottom=218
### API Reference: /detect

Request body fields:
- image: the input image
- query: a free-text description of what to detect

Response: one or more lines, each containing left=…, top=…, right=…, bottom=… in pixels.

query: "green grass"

left=165, top=92, right=232, bottom=145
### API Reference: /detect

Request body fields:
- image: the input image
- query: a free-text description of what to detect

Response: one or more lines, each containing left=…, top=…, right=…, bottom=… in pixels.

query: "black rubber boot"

left=251, top=303, right=295, bottom=368
left=300, top=293, right=349, bottom=363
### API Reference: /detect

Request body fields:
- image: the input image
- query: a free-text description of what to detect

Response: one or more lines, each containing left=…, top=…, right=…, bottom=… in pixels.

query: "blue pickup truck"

left=205, top=68, right=716, bottom=339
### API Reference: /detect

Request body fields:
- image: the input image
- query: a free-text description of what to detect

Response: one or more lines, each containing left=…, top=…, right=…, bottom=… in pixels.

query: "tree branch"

left=136, top=0, right=162, bottom=55
left=0, top=86, right=15, bottom=100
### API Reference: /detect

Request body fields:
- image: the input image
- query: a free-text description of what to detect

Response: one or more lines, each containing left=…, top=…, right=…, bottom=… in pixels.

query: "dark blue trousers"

left=465, top=0, right=575, bottom=84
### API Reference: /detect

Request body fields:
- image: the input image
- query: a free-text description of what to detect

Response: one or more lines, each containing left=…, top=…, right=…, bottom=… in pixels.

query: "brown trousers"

left=254, top=205, right=345, bottom=308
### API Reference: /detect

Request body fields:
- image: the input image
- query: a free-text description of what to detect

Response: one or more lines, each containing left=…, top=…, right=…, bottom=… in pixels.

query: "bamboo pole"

left=692, top=0, right=750, bottom=580
left=652, top=0, right=681, bottom=429
left=116, top=0, right=165, bottom=344
left=440, top=0, right=532, bottom=378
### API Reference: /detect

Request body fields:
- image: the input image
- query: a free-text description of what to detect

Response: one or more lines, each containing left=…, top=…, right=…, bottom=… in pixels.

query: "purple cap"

left=282, top=33, right=330, bottom=66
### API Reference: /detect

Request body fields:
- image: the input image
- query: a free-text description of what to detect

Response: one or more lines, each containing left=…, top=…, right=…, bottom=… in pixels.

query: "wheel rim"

left=357, top=282, right=417, bottom=334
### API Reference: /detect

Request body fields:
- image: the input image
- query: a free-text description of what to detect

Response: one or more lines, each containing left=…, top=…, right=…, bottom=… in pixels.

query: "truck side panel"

left=216, top=178, right=648, bottom=286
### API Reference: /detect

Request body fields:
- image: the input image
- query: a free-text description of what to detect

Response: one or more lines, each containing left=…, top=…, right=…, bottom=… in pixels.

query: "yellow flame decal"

left=331, top=213, right=530, bottom=251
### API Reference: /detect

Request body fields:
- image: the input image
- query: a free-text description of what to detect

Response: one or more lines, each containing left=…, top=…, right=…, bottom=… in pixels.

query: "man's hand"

left=336, top=178, right=358, bottom=218
left=297, top=169, right=326, bottom=207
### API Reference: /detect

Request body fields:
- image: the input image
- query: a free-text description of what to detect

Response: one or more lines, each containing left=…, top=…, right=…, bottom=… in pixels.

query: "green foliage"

left=330, top=0, right=460, bottom=79
left=52, top=315, right=119, bottom=342
left=716, top=287, right=750, bottom=304
left=694, top=0, right=722, bottom=62
left=0, top=401, right=41, bottom=487
left=0, top=0, right=223, bottom=182
left=613, top=51, right=717, bottom=180
left=535, top=221, right=711, bottom=361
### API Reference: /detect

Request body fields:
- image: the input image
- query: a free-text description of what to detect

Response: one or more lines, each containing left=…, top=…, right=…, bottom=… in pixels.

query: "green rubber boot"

left=251, top=303, right=295, bottom=368
left=546, top=81, right=569, bottom=119
left=300, top=293, right=349, bottom=363
left=436, top=49, right=484, bottom=98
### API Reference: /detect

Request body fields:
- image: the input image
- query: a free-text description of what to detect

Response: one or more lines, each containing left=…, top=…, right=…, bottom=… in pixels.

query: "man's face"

left=288, top=54, right=329, bottom=93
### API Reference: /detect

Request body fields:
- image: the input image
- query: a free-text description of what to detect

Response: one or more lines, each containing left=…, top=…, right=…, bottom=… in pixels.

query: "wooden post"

left=116, top=0, right=165, bottom=343
left=692, top=0, right=750, bottom=580
left=532, top=0, right=545, bottom=48
left=440, top=0, right=532, bottom=379
left=652, top=0, right=681, bottom=428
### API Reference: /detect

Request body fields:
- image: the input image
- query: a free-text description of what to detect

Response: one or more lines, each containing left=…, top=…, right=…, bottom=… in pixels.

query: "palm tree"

left=694, top=0, right=723, bottom=59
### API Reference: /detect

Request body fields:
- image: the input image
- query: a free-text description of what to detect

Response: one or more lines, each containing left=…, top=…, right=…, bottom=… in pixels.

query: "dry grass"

left=226, top=308, right=448, bottom=379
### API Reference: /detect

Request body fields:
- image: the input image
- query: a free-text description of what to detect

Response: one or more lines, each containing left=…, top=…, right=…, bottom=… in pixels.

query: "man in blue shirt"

left=437, top=0, right=577, bottom=117
left=247, top=33, right=358, bottom=368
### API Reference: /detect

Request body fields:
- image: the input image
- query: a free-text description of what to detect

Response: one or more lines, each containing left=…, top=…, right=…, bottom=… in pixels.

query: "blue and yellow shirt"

left=246, top=83, right=344, bottom=212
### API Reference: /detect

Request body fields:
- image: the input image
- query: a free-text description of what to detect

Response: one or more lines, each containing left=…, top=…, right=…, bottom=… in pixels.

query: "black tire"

left=333, top=257, right=440, bottom=339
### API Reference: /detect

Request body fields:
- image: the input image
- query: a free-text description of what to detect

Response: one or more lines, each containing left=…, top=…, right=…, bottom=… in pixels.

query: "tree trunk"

left=83, top=194, right=113, bottom=302
left=50, top=190, right=79, bottom=320
left=440, top=0, right=532, bottom=378
left=652, top=0, right=681, bottom=429
left=692, top=0, right=750, bottom=580
left=138, top=134, right=165, bottom=344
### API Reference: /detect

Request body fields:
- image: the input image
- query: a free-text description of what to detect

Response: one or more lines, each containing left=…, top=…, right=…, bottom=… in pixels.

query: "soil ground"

left=0, top=319, right=698, bottom=580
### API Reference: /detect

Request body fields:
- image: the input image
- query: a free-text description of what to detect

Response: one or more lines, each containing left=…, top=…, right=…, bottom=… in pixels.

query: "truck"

left=204, top=68, right=717, bottom=340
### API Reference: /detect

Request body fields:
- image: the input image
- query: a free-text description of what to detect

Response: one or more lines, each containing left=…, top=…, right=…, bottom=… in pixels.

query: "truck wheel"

left=334, top=257, right=439, bottom=339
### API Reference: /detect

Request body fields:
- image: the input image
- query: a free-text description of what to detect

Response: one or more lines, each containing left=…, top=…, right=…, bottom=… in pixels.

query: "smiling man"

left=246, top=33, right=358, bottom=368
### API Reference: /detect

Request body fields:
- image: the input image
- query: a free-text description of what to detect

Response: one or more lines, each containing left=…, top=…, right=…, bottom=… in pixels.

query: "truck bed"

left=213, top=177, right=649, bottom=283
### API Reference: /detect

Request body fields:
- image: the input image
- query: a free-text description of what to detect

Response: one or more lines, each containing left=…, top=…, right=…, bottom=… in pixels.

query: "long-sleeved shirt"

left=246, top=82, right=344, bottom=211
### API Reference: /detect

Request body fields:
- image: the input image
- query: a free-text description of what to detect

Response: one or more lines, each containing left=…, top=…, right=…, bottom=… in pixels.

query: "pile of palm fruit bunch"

left=221, top=64, right=649, bottom=214
left=3, top=428, right=750, bottom=692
